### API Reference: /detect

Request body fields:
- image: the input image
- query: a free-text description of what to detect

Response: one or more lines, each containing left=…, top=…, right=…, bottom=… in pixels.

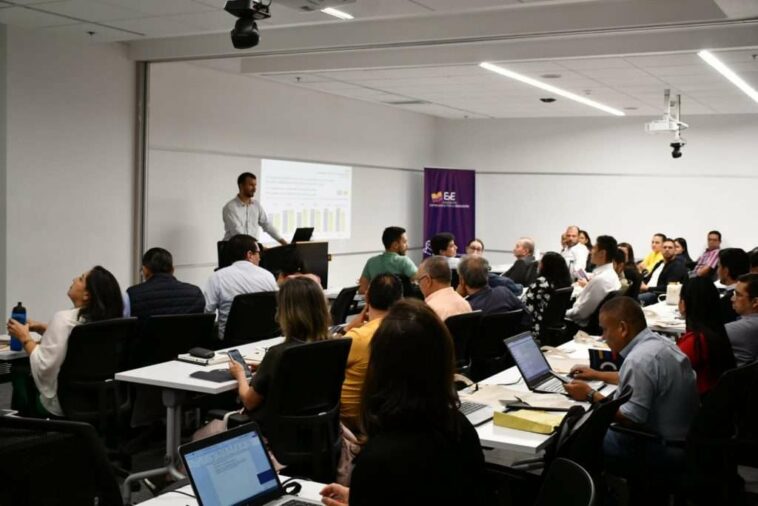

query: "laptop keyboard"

left=460, top=400, right=488, bottom=415
left=539, top=378, right=566, bottom=393
left=281, top=500, right=316, bottom=506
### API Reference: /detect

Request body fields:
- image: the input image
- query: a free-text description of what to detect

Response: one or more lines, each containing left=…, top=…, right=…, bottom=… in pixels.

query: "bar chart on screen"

left=260, top=159, right=352, bottom=243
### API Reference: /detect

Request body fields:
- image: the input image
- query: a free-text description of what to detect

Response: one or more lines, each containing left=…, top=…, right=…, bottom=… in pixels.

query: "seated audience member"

left=340, top=274, right=403, bottom=433
left=125, top=247, right=205, bottom=319
left=751, top=247, right=758, bottom=274
left=560, top=225, right=589, bottom=279
left=677, top=278, right=736, bottom=396
left=358, top=226, right=417, bottom=295
left=416, top=256, right=471, bottom=321
left=618, top=242, right=642, bottom=298
left=726, top=273, right=758, bottom=366
left=693, top=230, right=722, bottom=278
left=465, top=238, right=485, bottom=257
left=504, top=237, right=538, bottom=286
left=228, top=277, right=330, bottom=430
left=613, top=249, right=632, bottom=296
left=430, top=232, right=460, bottom=270
left=565, top=298, right=698, bottom=487
left=457, top=256, right=528, bottom=320
left=524, top=252, right=572, bottom=338
left=320, top=300, right=486, bottom=506
left=578, top=229, right=594, bottom=273
left=565, top=235, right=621, bottom=328
left=674, top=237, right=696, bottom=270
left=718, top=248, right=750, bottom=324
left=7, top=266, right=123, bottom=417
left=204, top=234, right=278, bottom=339
left=638, top=239, right=688, bottom=305
left=637, top=233, right=666, bottom=276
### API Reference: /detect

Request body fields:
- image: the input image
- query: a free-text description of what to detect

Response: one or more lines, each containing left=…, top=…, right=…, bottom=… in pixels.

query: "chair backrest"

left=136, top=312, right=217, bottom=366
left=535, top=458, right=596, bottom=506
left=469, top=309, right=526, bottom=381
left=444, top=311, right=482, bottom=370
left=0, top=415, right=123, bottom=506
left=584, top=291, right=621, bottom=335
left=263, top=338, right=352, bottom=482
left=550, top=386, right=633, bottom=476
left=330, top=285, right=359, bottom=325
left=58, top=318, right=137, bottom=429
left=224, top=292, right=280, bottom=345
left=540, top=286, right=574, bottom=329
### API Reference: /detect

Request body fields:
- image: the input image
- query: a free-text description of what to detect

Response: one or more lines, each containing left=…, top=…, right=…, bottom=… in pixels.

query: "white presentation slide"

left=260, top=159, right=352, bottom=243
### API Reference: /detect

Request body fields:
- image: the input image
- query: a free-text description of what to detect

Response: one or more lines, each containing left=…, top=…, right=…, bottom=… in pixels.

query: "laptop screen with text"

left=183, top=429, right=278, bottom=506
left=506, top=333, right=552, bottom=385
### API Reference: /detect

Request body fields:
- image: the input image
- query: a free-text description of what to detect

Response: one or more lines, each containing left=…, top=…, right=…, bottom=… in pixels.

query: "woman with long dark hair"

left=674, top=237, right=696, bottom=270
left=6, top=266, right=123, bottom=417
left=677, top=277, right=736, bottom=396
left=524, top=252, right=572, bottom=340
left=578, top=230, right=594, bottom=272
left=320, top=299, right=486, bottom=506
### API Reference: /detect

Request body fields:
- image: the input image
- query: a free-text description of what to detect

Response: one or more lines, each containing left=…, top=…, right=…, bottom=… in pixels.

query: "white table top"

left=115, top=337, right=285, bottom=395
left=644, top=301, right=686, bottom=335
left=473, top=337, right=613, bottom=455
left=490, top=263, right=513, bottom=275
left=137, top=475, right=324, bottom=505
left=0, top=333, right=41, bottom=361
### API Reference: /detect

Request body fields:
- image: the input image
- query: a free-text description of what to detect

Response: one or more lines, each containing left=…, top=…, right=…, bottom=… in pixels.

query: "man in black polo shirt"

left=126, top=247, right=206, bottom=318
left=458, top=256, right=528, bottom=325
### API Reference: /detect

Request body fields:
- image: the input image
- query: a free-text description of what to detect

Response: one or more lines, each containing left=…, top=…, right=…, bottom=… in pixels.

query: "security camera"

left=224, top=0, right=271, bottom=49
left=670, top=132, right=686, bottom=159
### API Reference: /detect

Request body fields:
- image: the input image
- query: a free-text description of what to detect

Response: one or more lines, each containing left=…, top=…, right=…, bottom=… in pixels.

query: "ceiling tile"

left=0, top=3, right=74, bottom=27
left=39, top=0, right=143, bottom=21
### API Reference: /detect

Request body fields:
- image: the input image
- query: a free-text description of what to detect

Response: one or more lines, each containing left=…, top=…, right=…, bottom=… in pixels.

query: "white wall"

left=147, top=62, right=435, bottom=289
left=4, top=26, right=135, bottom=320
left=433, top=115, right=758, bottom=265
left=0, top=25, right=7, bottom=317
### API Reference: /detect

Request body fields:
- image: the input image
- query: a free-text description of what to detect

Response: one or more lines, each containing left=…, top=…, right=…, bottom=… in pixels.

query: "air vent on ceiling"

left=277, top=0, right=357, bottom=12
left=383, top=100, right=430, bottom=105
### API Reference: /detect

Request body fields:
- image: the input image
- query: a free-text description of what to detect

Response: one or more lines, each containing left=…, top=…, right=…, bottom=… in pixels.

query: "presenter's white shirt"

left=204, top=260, right=279, bottom=338
left=565, top=263, right=621, bottom=326
left=222, top=196, right=283, bottom=242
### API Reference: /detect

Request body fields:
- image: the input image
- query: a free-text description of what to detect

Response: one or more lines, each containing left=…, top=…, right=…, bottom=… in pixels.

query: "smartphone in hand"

left=228, top=349, right=252, bottom=378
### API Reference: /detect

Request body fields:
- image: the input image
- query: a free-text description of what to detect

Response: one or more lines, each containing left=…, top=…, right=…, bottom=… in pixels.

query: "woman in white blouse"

left=6, top=265, right=123, bottom=417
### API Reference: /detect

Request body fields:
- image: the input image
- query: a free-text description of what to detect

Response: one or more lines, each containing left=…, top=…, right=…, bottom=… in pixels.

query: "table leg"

left=121, top=389, right=187, bottom=503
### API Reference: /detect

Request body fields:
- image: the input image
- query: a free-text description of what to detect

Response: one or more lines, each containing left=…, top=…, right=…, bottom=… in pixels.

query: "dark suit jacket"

left=649, top=259, right=689, bottom=293
left=505, top=256, right=537, bottom=286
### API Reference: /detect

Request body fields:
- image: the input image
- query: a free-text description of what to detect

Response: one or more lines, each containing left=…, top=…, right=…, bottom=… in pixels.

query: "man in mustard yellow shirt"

left=340, top=273, right=403, bottom=432
left=638, top=233, right=666, bottom=275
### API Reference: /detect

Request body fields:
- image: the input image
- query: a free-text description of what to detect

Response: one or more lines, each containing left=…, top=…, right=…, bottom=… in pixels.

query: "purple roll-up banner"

left=423, top=167, right=476, bottom=257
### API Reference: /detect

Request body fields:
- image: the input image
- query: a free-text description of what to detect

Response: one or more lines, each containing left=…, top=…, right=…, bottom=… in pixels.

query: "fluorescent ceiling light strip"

left=479, top=62, right=625, bottom=116
left=698, top=50, right=758, bottom=104
left=321, top=7, right=354, bottom=20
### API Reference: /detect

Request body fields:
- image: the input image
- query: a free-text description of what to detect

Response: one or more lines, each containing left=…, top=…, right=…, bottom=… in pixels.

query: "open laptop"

left=291, top=227, right=314, bottom=243
left=179, top=422, right=320, bottom=506
left=504, top=332, right=604, bottom=395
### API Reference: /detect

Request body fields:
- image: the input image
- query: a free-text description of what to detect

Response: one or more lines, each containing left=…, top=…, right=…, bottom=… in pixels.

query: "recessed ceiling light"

left=321, top=7, right=354, bottom=20
left=698, top=50, right=758, bottom=104
left=479, top=62, right=625, bottom=116
left=540, top=73, right=562, bottom=79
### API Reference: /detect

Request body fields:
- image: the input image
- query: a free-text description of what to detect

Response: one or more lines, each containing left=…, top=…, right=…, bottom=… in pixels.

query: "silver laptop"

left=504, top=332, right=604, bottom=395
left=179, top=422, right=320, bottom=506
left=459, top=400, right=493, bottom=426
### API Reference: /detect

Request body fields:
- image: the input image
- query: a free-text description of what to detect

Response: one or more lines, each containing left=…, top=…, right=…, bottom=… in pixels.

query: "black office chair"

left=537, top=286, right=574, bottom=347
left=583, top=291, right=621, bottom=335
left=228, top=339, right=352, bottom=483
left=468, top=310, right=526, bottom=382
left=132, top=312, right=216, bottom=366
left=224, top=292, right=280, bottom=345
left=0, top=415, right=123, bottom=506
left=534, top=458, right=596, bottom=506
left=330, top=285, right=360, bottom=325
left=397, top=275, right=424, bottom=300
left=444, top=311, right=482, bottom=375
left=57, top=318, right=137, bottom=443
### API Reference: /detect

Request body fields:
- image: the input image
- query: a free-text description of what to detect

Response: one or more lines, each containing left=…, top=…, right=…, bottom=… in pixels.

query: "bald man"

left=560, top=225, right=589, bottom=279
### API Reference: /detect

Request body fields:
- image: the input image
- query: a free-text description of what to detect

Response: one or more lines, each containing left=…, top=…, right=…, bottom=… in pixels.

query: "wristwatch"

left=586, top=388, right=597, bottom=404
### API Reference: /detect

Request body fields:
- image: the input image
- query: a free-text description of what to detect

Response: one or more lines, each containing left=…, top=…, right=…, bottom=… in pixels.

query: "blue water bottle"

left=10, top=302, right=27, bottom=352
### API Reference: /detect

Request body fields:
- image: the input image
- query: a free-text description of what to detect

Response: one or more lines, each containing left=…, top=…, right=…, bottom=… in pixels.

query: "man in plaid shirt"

left=693, top=230, right=722, bottom=278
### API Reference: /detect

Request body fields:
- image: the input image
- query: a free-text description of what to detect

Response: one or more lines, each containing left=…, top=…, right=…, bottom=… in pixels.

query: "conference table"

left=643, top=301, right=686, bottom=336
left=115, top=336, right=285, bottom=502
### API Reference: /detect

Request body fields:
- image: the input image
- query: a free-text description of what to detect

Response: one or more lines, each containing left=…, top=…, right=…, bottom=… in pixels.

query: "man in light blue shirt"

left=205, top=234, right=279, bottom=339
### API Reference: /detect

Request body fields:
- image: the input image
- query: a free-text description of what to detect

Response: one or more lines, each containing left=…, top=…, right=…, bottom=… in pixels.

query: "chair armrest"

left=511, top=457, right=546, bottom=471
left=226, top=412, right=252, bottom=429
left=609, top=423, right=685, bottom=448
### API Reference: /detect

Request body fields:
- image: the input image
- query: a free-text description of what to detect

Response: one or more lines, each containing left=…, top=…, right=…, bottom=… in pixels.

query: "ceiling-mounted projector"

left=277, top=0, right=356, bottom=11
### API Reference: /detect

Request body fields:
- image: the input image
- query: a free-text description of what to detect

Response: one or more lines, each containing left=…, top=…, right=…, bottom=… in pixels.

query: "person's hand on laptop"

left=569, top=365, right=598, bottom=380
left=563, top=379, right=592, bottom=401
left=320, top=483, right=349, bottom=506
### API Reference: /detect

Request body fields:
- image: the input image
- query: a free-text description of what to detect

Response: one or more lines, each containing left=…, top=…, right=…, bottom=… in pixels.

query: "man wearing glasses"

left=726, top=273, right=758, bottom=366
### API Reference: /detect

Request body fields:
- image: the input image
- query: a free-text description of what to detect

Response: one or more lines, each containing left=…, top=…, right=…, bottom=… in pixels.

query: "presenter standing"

left=222, top=172, right=288, bottom=245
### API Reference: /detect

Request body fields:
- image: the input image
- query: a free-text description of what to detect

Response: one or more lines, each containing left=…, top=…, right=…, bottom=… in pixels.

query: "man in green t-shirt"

left=358, top=226, right=418, bottom=294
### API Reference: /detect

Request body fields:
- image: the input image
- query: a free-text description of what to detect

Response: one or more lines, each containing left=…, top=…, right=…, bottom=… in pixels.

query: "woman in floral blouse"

left=524, top=252, right=572, bottom=340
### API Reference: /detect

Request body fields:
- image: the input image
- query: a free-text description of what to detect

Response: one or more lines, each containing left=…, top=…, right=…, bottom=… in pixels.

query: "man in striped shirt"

left=693, top=230, right=722, bottom=278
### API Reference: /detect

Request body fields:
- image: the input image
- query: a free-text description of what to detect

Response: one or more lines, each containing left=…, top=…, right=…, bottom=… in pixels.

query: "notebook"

left=504, top=332, right=604, bottom=395
left=179, top=422, right=320, bottom=506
